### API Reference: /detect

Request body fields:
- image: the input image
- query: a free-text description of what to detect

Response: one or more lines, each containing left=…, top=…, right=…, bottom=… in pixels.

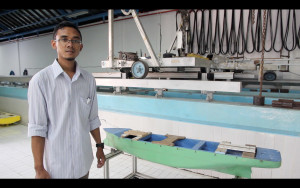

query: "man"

left=28, top=21, right=106, bottom=179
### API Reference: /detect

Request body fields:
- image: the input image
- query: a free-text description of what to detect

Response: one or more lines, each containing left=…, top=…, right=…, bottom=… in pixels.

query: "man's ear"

left=51, top=40, right=57, bottom=50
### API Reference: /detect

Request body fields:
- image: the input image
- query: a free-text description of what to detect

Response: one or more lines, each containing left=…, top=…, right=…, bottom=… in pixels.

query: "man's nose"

left=66, top=40, right=73, bottom=47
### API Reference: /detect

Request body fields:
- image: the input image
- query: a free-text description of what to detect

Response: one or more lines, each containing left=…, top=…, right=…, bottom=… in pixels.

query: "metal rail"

left=95, top=78, right=242, bottom=93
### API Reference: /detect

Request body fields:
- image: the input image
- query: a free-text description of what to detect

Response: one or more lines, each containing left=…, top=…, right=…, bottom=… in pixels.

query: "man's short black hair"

left=53, top=21, right=82, bottom=41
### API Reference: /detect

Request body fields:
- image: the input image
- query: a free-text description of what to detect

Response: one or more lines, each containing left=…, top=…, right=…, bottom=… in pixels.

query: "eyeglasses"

left=55, top=38, right=82, bottom=45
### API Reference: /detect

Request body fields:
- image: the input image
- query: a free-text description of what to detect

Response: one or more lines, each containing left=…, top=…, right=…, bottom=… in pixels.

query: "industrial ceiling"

left=0, top=9, right=156, bottom=43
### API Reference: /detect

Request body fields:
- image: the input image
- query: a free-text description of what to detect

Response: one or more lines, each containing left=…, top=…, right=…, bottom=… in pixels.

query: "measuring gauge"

left=131, top=61, right=149, bottom=79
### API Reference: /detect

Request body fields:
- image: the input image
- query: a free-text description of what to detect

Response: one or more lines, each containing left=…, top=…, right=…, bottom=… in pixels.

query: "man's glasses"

left=55, top=38, right=82, bottom=45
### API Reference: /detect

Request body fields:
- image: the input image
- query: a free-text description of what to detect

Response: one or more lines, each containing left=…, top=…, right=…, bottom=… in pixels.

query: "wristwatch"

left=96, top=143, right=104, bottom=149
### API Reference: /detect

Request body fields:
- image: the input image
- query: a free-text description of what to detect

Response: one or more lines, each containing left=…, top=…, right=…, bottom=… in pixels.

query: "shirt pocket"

left=79, top=96, right=92, bottom=119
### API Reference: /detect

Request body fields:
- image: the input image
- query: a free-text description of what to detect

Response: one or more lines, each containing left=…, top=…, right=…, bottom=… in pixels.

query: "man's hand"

left=90, top=128, right=106, bottom=168
left=96, top=148, right=106, bottom=168
left=35, top=168, right=51, bottom=179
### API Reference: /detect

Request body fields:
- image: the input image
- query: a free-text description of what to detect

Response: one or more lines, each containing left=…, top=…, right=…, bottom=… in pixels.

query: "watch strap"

left=96, top=143, right=104, bottom=149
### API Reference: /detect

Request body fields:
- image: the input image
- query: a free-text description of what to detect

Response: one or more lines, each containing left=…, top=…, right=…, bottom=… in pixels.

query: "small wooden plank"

left=152, top=134, right=186, bottom=146
left=278, top=99, right=294, bottom=103
left=215, top=141, right=256, bottom=158
left=215, top=147, right=227, bottom=154
left=218, top=144, right=255, bottom=153
left=242, top=151, right=255, bottom=159
left=293, top=102, right=300, bottom=107
left=272, top=100, right=293, bottom=108
left=245, top=144, right=256, bottom=147
left=272, top=99, right=300, bottom=110
left=121, top=130, right=152, bottom=141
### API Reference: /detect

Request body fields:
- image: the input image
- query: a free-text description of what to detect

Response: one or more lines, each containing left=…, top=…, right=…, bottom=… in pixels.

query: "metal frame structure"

left=102, top=9, right=215, bottom=79
left=101, top=9, right=300, bottom=82
left=95, top=78, right=242, bottom=93
left=103, top=148, right=154, bottom=179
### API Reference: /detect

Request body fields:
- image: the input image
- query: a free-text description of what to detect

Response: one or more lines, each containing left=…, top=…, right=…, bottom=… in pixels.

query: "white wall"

left=19, top=35, right=57, bottom=74
left=0, top=34, right=56, bottom=76
left=1, top=9, right=300, bottom=79
left=0, top=42, right=19, bottom=75
left=0, top=10, right=177, bottom=75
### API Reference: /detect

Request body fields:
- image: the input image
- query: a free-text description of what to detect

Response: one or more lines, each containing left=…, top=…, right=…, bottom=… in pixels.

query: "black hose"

left=297, top=20, right=300, bottom=49
left=273, top=9, right=284, bottom=52
left=283, top=9, right=297, bottom=51
left=229, top=9, right=237, bottom=55
left=198, top=9, right=206, bottom=55
left=264, top=9, right=273, bottom=52
left=212, top=9, right=221, bottom=55
left=220, top=10, right=229, bottom=55
left=180, top=9, right=300, bottom=55
left=237, top=9, right=246, bottom=55
left=245, top=9, right=255, bottom=53
left=254, top=9, right=262, bottom=52
left=189, top=9, right=197, bottom=53
left=206, top=10, right=213, bottom=54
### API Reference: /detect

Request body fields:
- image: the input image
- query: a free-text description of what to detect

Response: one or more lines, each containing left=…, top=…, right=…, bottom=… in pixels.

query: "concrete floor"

left=0, top=123, right=214, bottom=179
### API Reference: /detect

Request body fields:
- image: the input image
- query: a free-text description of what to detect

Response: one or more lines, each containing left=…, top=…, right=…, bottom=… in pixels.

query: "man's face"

left=51, top=26, right=83, bottom=62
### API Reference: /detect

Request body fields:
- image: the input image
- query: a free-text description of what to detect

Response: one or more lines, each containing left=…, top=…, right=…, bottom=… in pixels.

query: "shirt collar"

left=52, top=59, right=84, bottom=81
left=52, top=59, right=64, bottom=79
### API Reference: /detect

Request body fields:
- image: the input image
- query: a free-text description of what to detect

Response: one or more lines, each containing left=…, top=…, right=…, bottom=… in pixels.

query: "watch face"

left=96, top=143, right=104, bottom=148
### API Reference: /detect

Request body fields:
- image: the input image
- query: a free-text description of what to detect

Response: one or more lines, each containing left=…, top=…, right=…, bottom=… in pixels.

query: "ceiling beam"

left=0, top=9, right=127, bottom=42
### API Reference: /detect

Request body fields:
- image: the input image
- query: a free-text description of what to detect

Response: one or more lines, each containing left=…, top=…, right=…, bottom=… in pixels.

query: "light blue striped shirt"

left=28, top=59, right=101, bottom=178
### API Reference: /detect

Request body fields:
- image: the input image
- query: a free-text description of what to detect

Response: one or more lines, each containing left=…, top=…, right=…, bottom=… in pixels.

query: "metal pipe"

left=108, top=9, right=114, bottom=68
left=132, top=156, right=137, bottom=174
left=259, top=9, right=267, bottom=98
left=123, top=9, right=160, bottom=67
left=104, top=160, right=109, bottom=179
left=103, top=149, right=123, bottom=179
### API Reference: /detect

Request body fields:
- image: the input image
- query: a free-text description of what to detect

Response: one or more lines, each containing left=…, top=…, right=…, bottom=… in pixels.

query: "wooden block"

left=293, top=102, right=300, bottom=107
left=280, top=89, right=289, bottom=93
left=278, top=99, right=294, bottom=103
left=272, top=100, right=294, bottom=108
left=245, top=144, right=256, bottom=147
left=221, top=141, right=231, bottom=145
left=270, top=88, right=279, bottom=93
left=121, top=130, right=152, bottom=141
left=123, top=130, right=151, bottom=137
left=215, top=147, right=227, bottom=154
left=132, top=136, right=142, bottom=141
left=216, top=141, right=256, bottom=156
left=152, top=134, right=185, bottom=146
left=242, top=151, right=255, bottom=159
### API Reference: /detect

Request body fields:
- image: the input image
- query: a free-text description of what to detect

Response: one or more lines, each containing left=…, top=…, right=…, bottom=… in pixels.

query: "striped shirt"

left=27, top=59, right=101, bottom=178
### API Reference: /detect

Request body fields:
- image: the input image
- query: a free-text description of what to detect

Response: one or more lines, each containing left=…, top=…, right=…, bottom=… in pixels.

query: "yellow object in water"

left=0, top=111, right=21, bottom=125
